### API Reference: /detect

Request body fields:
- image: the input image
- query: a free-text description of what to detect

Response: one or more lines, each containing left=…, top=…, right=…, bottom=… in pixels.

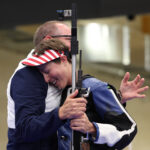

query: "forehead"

left=37, top=61, right=61, bottom=72
left=56, top=23, right=71, bottom=35
left=37, top=62, right=51, bottom=72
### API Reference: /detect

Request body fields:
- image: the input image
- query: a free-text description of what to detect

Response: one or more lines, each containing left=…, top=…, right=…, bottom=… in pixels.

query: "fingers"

left=70, top=114, right=87, bottom=125
left=68, top=89, right=79, bottom=98
left=132, top=86, right=149, bottom=99
left=135, top=76, right=148, bottom=90
left=73, top=97, right=87, bottom=104
left=70, top=118, right=82, bottom=127
left=66, top=89, right=87, bottom=104
left=71, top=102, right=87, bottom=113
left=136, top=94, right=146, bottom=99
left=59, top=105, right=86, bottom=120
left=120, top=72, right=149, bottom=102
left=67, top=111, right=85, bottom=120
left=59, top=95, right=87, bottom=120
left=137, top=86, right=149, bottom=93
left=70, top=114, right=96, bottom=134
left=122, top=72, right=130, bottom=83
left=136, top=77, right=144, bottom=88
left=70, top=116, right=88, bottom=134
left=133, top=74, right=141, bottom=85
left=71, top=126, right=85, bottom=133
left=59, top=102, right=86, bottom=120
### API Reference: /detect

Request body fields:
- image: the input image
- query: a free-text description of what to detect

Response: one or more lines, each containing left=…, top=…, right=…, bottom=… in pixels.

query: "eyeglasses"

left=51, top=35, right=71, bottom=38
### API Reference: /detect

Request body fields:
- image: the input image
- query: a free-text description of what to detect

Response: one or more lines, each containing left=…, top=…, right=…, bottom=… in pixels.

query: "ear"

left=44, top=35, right=52, bottom=40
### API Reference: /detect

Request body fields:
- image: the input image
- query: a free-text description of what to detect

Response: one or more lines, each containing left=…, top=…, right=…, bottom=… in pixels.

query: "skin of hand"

left=70, top=113, right=96, bottom=137
left=120, top=72, right=149, bottom=103
left=59, top=89, right=87, bottom=120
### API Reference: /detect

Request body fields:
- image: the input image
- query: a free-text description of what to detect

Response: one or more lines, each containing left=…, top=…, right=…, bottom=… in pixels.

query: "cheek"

left=50, top=70, right=61, bottom=78
left=66, top=41, right=71, bottom=49
left=49, top=72, right=57, bottom=78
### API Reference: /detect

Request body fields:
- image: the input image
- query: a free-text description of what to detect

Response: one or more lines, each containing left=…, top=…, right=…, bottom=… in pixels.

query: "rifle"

left=57, top=3, right=90, bottom=150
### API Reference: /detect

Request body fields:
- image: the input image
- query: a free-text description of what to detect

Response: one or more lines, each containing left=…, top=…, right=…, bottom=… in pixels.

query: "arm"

left=120, top=72, right=149, bottom=103
left=10, top=67, right=64, bottom=142
left=11, top=68, right=87, bottom=143
left=92, top=83, right=137, bottom=149
left=71, top=77, right=137, bottom=149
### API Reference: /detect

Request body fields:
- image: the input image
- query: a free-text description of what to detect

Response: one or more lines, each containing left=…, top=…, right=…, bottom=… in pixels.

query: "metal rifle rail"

left=70, top=4, right=78, bottom=150
left=57, top=3, right=79, bottom=150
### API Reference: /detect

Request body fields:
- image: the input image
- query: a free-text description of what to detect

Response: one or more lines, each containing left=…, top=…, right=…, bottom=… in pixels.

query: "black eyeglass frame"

left=51, top=35, right=71, bottom=38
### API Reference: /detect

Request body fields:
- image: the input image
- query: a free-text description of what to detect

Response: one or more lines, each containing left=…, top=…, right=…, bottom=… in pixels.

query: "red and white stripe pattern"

left=22, top=49, right=64, bottom=66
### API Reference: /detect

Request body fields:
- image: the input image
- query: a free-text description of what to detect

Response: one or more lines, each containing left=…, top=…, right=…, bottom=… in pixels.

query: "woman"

left=22, top=38, right=137, bottom=150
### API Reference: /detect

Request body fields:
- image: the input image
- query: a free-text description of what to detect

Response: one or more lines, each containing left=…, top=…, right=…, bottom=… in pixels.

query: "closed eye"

left=43, top=70, right=49, bottom=74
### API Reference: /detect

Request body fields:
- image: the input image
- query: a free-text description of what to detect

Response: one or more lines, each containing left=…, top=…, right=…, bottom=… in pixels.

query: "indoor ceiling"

left=0, top=0, right=150, bottom=27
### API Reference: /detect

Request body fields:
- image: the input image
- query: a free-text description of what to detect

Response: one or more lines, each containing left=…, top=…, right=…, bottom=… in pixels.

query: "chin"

left=57, top=83, right=66, bottom=90
left=59, top=85, right=66, bottom=90
left=57, top=85, right=63, bottom=90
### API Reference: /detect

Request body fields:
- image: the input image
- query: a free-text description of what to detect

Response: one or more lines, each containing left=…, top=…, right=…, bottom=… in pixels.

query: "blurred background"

left=0, top=0, right=150, bottom=150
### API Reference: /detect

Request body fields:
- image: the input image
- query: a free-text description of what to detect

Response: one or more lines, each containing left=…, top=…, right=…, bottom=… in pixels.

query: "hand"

left=59, top=89, right=87, bottom=120
left=120, top=72, right=149, bottom=103
left=70, top=113, right=96, bottom=135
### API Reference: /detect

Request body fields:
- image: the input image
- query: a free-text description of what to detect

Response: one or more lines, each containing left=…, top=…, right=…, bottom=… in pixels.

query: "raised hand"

left=120, top=72, right=149, bottom=103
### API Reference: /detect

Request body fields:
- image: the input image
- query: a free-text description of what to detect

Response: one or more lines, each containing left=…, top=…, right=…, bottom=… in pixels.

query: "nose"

left=43, top=73, right=50, bottom=83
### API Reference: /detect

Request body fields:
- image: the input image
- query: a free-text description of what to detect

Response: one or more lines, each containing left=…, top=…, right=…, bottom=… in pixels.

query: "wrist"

left=58, top=107, right=65, bottom=120
left=89, top=122, right=99, bottom=142
left=117, top=90, right=122, bottom=100
left=89, top=122, right=97, bottom=138
left=118, top=90, right=127, bottom=104
left=118, top=89, right=126, bottom=104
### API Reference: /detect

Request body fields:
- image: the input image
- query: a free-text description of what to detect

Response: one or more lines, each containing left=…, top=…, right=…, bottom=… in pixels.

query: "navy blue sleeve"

left=10, top=67, right=64, bottom=142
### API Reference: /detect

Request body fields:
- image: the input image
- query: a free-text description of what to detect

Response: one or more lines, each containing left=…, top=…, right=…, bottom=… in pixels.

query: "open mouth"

left=52, top=80, right=59, bottom=88
left=50, top=79, right=61, bottom=89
